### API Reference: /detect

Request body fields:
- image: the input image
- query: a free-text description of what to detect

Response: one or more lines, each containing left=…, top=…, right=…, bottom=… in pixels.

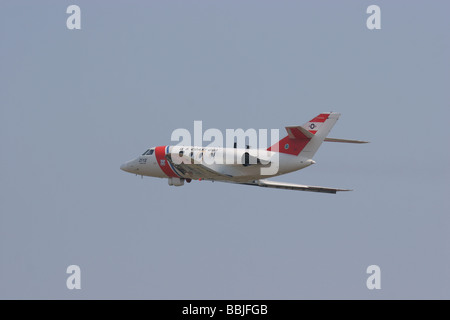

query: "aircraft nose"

left=120, top=161, right=134, bottom=173
left=120, top=159, right=139, bottom=173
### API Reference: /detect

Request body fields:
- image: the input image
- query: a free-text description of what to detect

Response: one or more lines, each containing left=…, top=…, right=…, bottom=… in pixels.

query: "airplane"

left=120, top=112, right=368, bottom=194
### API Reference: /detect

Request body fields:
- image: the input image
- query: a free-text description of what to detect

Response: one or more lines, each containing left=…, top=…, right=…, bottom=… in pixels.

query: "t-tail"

left=268, top=112, right=341, bottom=158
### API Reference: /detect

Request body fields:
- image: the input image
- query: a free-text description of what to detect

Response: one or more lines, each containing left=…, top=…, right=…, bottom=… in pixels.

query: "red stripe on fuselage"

left=155, top=146, right=179, bottom=177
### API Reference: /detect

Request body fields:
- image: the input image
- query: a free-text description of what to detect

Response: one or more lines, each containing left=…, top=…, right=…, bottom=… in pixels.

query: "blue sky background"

left=1, top=1, right=449, bottom=299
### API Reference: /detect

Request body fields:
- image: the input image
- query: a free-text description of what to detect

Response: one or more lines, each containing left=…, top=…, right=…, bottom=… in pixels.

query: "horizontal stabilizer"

left=324, top=138, right=369, bottom=144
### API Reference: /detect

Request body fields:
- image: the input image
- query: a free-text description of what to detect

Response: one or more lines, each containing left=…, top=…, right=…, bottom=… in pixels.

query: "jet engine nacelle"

left=168, top=177, right=185, bottom=186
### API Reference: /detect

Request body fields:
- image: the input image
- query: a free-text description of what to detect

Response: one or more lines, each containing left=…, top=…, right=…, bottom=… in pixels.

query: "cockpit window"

left=142, top=149, right=154, bottom=156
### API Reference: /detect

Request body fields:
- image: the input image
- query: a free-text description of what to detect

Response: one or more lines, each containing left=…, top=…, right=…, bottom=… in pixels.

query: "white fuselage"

left=120, top=145, right=315, bottom=183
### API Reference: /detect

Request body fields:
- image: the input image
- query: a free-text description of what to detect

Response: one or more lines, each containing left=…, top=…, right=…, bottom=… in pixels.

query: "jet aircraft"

left=120, top=112, right=367, bottom=193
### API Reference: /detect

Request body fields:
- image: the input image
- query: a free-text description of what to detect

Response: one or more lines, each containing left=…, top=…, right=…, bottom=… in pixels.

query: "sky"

left=1, top=0, right=449, bottom=299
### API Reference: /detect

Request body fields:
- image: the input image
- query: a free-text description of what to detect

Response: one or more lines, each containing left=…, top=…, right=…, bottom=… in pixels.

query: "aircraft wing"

left=232, top=179, right=352, bottom=194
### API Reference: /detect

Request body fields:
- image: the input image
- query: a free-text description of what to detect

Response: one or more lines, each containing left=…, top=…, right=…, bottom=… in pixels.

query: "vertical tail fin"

left=268, top=112, right=340, bottom=158
left=299, top=112, right=340, bottom=158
